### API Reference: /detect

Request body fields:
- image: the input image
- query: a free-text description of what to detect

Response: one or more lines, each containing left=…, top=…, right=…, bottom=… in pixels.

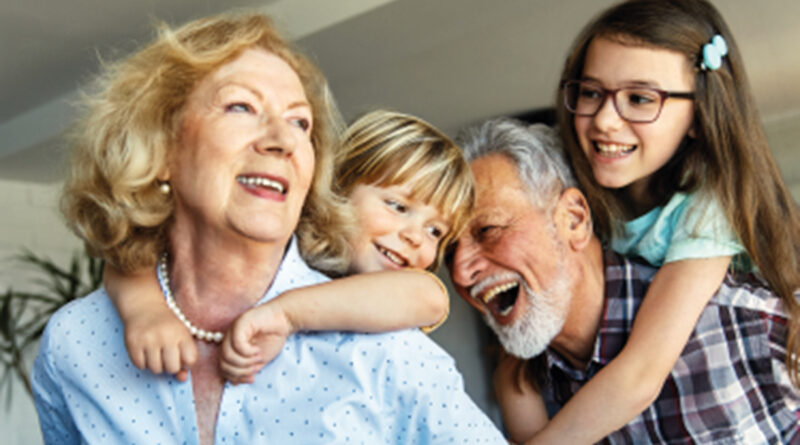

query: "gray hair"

left=456, top=118, right=577, bottom=209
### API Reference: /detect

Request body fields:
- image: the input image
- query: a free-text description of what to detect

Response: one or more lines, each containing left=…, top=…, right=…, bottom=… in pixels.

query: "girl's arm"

left=494, top=352, right=549, bottom=443
left=104, top=265, right=197, bottom=381
left=219, top=270, right=448, bottom=383
left=525, top=256, right=731, bottom=444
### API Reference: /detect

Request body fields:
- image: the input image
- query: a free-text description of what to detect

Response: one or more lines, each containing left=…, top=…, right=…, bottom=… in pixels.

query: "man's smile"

left=470, top=274, right=523, bottom=324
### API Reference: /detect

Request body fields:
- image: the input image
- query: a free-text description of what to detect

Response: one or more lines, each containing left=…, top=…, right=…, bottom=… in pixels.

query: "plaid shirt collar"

left=545, top=249, right=657, bottom=382
left=541, top=250, right=800, bottom=444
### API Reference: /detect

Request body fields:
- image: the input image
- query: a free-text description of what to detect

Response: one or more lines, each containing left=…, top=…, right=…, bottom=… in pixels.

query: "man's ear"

left=554, top=187, right=593, bottom=252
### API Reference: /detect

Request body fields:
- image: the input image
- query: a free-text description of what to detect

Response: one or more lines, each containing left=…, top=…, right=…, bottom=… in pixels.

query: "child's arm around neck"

left=522, top=256, right=731, bottom=444
left=273, top=269, right=449, bottom=334
left=219, top=269, right=449, bottom=383
left=104, top=265, right=196, bottom=381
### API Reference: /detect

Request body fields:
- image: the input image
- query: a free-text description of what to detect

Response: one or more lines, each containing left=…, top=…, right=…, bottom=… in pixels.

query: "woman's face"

left=347, top=183, right=450, bottom=273
left=573, top=37, right=695, bottom=206
left=169, top=48, right=315, bottom=246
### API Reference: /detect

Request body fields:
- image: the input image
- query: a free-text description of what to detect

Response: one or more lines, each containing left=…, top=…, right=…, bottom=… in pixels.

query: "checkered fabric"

left=543, top=250, right=800, bottom=444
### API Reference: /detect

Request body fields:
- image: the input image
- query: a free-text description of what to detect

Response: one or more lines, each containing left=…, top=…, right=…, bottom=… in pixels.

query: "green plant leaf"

left=1, top=249, right=104, bottom=406
left=0, top=290, right=13, bottom=340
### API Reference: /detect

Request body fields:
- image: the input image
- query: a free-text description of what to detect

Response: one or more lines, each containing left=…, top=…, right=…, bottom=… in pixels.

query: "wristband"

left=416, top=270, right=450, bottom=334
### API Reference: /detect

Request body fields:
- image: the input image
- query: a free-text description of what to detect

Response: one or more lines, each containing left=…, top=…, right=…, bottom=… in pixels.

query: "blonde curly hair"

left=336, top=110, right=474, bottom=271
left=61, top=12, right=353, bottom=275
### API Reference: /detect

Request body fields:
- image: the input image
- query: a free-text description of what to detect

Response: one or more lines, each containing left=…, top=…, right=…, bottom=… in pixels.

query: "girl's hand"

left=494, top=350, right=549, bottom=443
left=219, top=303, right=293, bottom=384
left=124, top=309, right=197, bottom=382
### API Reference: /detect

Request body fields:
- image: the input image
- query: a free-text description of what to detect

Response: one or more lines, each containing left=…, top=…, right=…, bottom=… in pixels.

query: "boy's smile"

left=347, top=183, right=450, bottom=273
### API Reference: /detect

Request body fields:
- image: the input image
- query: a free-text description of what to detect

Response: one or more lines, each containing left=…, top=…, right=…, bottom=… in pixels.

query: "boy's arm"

left=104, top=265, right=197, bottom=381
left=525, top=256, right=730, bottom=444
left=219, top=270, right=449, bottom=383
left=279, top=269, right=449, bottom=333
left=494, top=352, right=549, bottom=443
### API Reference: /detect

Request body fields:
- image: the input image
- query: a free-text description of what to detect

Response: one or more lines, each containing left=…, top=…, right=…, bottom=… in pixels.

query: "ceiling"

left=1, top=0, right=798, bottom=183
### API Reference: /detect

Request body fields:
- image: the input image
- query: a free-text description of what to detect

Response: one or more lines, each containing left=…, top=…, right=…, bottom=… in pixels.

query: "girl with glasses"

left=496, top=0, right=800, bottom=443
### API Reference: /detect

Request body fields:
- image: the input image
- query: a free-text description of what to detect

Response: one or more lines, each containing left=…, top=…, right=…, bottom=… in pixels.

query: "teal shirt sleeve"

left=612, top=192, right=746, bottom=267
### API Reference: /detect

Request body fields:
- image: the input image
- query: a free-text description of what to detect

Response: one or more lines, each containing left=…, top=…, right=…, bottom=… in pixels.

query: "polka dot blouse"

left=33, top=238, right=505, bottom=444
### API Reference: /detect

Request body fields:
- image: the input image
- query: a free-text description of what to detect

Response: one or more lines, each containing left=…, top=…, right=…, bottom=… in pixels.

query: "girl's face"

left=347, top=182, right=451, bottom=273
left=574, top=37, right=695, bottom=206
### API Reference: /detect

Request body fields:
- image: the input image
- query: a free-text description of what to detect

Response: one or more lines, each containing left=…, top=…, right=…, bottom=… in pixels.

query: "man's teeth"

left=595, top=142, right=635, bottom=157
left=481, top=282, right=518, bottom=304
left=237, top=176, right=285, bottom=194
left=378, top=246, right=407, bottom=266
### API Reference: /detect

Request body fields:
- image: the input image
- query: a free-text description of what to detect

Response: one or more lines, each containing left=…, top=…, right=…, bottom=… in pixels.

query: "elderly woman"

left=32, top=13, right=503, bottom=444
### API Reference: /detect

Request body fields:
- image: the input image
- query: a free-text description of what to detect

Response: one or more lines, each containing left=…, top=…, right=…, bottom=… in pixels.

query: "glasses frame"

left=561, top=79, right=695, bottom=124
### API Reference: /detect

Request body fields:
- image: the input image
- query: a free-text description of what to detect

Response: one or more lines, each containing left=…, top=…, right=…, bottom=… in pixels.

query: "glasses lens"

left=564, top=81, right=604, bottom=116
left=616, top=88, right=662, bottom=123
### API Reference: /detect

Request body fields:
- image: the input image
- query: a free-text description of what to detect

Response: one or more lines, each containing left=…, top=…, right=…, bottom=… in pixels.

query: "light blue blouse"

left=611, top=192, right=746, bottom=267
left=32, top=238, right=505, bottom=444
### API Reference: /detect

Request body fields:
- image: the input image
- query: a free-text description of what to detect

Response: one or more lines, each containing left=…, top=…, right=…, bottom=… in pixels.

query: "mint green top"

left=611, top=191, right=747, bottom=268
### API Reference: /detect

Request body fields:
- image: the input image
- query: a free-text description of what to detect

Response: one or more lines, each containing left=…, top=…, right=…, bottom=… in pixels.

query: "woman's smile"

left=169, top=48, right=315, bottom=245
left=236, top=173, right=288, bottom=201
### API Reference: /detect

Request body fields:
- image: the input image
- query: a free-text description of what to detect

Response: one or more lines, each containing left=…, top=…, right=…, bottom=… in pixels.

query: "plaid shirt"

left=542, top=250, right=800, bottom=444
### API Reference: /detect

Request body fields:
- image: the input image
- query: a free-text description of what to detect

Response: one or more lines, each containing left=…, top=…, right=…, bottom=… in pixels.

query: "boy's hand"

left=124, top=310, right=197, bottom=382
left=219, top=303, right=293, bottom=384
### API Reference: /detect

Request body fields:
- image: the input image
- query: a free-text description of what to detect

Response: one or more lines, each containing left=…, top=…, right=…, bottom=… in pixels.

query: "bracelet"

left=416, top=269, right=450, bottom=334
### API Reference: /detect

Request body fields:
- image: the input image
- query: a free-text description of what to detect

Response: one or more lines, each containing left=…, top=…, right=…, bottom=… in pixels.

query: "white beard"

left=483, top=256, right=572, bottom=359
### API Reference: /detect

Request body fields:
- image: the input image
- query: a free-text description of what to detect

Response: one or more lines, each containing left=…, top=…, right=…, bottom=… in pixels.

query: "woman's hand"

left=219, top=302, right=294, bottom=384
left=125, top=308, right=197, bottom=382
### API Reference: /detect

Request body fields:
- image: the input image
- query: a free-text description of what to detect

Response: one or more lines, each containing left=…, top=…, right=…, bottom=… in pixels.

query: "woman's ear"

left=157, top=166, right=171, bottom=183
left=554, top=187, right=593, bottom=252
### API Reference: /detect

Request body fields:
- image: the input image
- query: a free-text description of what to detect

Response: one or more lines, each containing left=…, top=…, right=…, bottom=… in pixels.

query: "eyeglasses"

left=561, top=80, right=694, bottom=123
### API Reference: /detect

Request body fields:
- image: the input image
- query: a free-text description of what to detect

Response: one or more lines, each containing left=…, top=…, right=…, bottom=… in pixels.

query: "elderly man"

left=449, top=118, right=800, bottom=444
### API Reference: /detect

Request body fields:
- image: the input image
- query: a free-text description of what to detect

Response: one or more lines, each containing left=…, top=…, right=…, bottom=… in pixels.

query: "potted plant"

left=0, top=250, right=103, bottom=406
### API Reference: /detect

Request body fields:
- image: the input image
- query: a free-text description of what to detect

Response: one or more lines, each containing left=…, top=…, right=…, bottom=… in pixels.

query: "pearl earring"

left=159, top=182, right=171, bottom=194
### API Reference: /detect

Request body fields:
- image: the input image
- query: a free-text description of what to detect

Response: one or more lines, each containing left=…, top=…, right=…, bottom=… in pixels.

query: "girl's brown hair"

left=556, top=0, right=800, bottom=383
left=61, top=12, right=352, bottom=275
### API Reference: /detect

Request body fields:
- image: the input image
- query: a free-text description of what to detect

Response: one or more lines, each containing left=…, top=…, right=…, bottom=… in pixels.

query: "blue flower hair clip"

left=700, top=34, right=728, bottom=71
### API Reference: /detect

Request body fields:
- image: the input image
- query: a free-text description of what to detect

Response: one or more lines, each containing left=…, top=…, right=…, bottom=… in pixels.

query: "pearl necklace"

left=157, top=253, right=224, bottom=343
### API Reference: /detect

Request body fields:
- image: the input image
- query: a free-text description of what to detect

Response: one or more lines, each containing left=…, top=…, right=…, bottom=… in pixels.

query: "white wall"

left=0, top=179, right=82, bottom=445
left=764, top=112, right=800, bottom=202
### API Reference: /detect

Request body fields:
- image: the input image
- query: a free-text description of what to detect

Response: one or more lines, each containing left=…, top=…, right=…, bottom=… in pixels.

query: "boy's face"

left=347, top=182, right=451, bottom=273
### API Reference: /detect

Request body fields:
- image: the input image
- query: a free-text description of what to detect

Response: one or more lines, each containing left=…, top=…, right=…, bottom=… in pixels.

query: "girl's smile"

left=574, top=36, right=696, bottom=208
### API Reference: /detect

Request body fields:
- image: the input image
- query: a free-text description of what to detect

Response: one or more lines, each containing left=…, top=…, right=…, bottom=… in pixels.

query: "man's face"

left=449, top=154, right=573, bottom=358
